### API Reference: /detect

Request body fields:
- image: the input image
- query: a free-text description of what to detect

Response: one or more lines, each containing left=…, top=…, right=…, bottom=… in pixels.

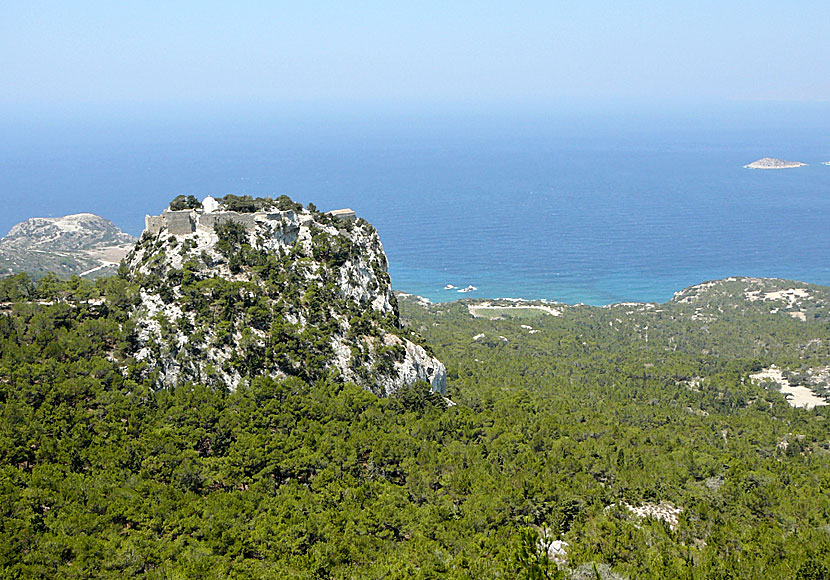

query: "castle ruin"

left=144, top=196, right=357, bottom=237
left=144, top=208, right=296, bottom=236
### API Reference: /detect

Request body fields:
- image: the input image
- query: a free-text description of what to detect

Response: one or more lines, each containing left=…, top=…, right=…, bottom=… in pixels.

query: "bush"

left=169, top=195, right=202, bottom=211
left=391, top=380, right=445, bottom=412
left=0, top=273, right=35, bottom=302
left=220, top=194, right=259, bottom=213
left=215, top=221, right=248, bottom=249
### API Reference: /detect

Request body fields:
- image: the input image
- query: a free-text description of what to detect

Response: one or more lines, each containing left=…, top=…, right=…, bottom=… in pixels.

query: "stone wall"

left=144, top=208, right=296, bottom=236
left=145, top=215, right=164, bottom=236
left=199, top=212, right=255, bottom=232
left=165, top=211, right=196, bottom=235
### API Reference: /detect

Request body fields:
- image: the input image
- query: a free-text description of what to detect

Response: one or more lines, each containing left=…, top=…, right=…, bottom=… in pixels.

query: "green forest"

left=1, top=272, right=830, bottom=579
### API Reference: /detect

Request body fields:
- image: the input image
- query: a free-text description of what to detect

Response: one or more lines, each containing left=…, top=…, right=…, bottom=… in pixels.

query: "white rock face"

left=379, top=333, right=446, bottom=396
left=607, top=501, right=683, bottom=531
left=127, top=199, right=446, bottom=395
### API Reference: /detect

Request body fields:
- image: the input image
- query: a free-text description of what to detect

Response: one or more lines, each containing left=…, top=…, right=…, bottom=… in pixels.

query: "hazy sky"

left=2, top=1, right=828, bottom=109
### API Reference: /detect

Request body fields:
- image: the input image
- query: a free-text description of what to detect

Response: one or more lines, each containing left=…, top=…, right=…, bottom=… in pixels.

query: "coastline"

left=394, top=275, right=830, bottom=308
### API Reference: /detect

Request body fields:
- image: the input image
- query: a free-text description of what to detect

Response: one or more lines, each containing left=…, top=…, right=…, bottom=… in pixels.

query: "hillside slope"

left=126, top=195, right=445, bottom=394
left=0, top=213, right=136, bottom=279
left=1, top=266, right=830, bottom=577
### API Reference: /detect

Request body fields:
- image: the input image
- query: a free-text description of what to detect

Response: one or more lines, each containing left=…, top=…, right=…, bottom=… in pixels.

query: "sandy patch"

left=750, top=366, right=828, bottom=410
left=745, top=287, right=811, bottom=320
left=81, top=244, right=134, bottom=263
left=745, top=287, right=809, bottom=305
left=468, top=302, right=562, bottom=318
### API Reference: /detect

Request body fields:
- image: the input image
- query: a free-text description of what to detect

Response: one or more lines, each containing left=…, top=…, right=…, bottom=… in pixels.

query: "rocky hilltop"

left=0, top=213, right=136, bottom=279
left=744, top=157, right=806, bottom=169
left=126, top=194, right=445, bottom=395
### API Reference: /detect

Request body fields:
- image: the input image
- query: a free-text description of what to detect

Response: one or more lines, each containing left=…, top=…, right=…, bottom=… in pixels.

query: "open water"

left=1, top=102, right=828, bottom=305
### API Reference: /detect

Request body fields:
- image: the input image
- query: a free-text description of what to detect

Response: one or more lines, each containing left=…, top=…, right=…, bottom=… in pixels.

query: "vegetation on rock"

left=216, top=194, right=304, bottom=213
left=125, top=196, right=445, bottom=394
left=168, top=195, right=203, bottom=211
left=1, top=272, right=829, bottom=578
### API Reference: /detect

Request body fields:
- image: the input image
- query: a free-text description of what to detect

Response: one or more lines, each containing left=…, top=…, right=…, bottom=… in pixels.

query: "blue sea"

left=1, top=101, right=828, bottom=306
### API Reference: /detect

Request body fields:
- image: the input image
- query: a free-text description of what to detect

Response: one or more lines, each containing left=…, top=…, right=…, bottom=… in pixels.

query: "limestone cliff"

left=126, top=195, right=446, bottom=395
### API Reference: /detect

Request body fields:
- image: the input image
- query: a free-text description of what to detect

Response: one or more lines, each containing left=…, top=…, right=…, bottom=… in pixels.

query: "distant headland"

left=744, top=157, right=807, bottom=169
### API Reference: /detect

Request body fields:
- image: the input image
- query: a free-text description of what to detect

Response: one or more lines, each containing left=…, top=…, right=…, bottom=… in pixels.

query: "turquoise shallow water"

left=1, top=104, right=828, bottom=305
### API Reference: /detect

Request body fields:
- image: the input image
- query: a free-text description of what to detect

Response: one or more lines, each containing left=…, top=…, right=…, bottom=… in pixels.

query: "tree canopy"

left=0, top=274, right=829, bottom=578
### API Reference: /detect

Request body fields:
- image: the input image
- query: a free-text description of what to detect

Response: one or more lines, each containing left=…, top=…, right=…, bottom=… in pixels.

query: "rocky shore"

left=744, top=157, right=806, bottom=169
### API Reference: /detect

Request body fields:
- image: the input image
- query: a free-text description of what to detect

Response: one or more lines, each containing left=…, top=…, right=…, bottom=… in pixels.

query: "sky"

left=1, top=1, right=828, bottom=112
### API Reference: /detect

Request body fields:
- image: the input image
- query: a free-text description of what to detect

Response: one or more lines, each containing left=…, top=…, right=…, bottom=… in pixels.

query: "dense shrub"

left=169, top=194, right=202, bottom=210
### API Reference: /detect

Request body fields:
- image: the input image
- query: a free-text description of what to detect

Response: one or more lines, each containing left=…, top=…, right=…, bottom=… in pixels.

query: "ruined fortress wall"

left=200, top=212, right=255, bottom=231
left=145, top=207, right=297, bottom=236
left=165, top=211, right=196, bottom=235
left=196, top=213, right=217, bottom=232
left=145, top=215, right=164, bottom=236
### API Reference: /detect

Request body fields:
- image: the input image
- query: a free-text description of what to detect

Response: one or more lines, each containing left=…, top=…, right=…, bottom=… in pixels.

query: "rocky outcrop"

left=127, top=196, right=446, bottom=395
left=0, top=213, right=136, bottom=279
left=744, top=157, right=806, bottom=169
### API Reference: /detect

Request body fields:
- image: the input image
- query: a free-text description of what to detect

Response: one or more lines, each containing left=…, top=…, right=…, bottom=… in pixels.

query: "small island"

left=744, top=157, right=807, bottom=169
